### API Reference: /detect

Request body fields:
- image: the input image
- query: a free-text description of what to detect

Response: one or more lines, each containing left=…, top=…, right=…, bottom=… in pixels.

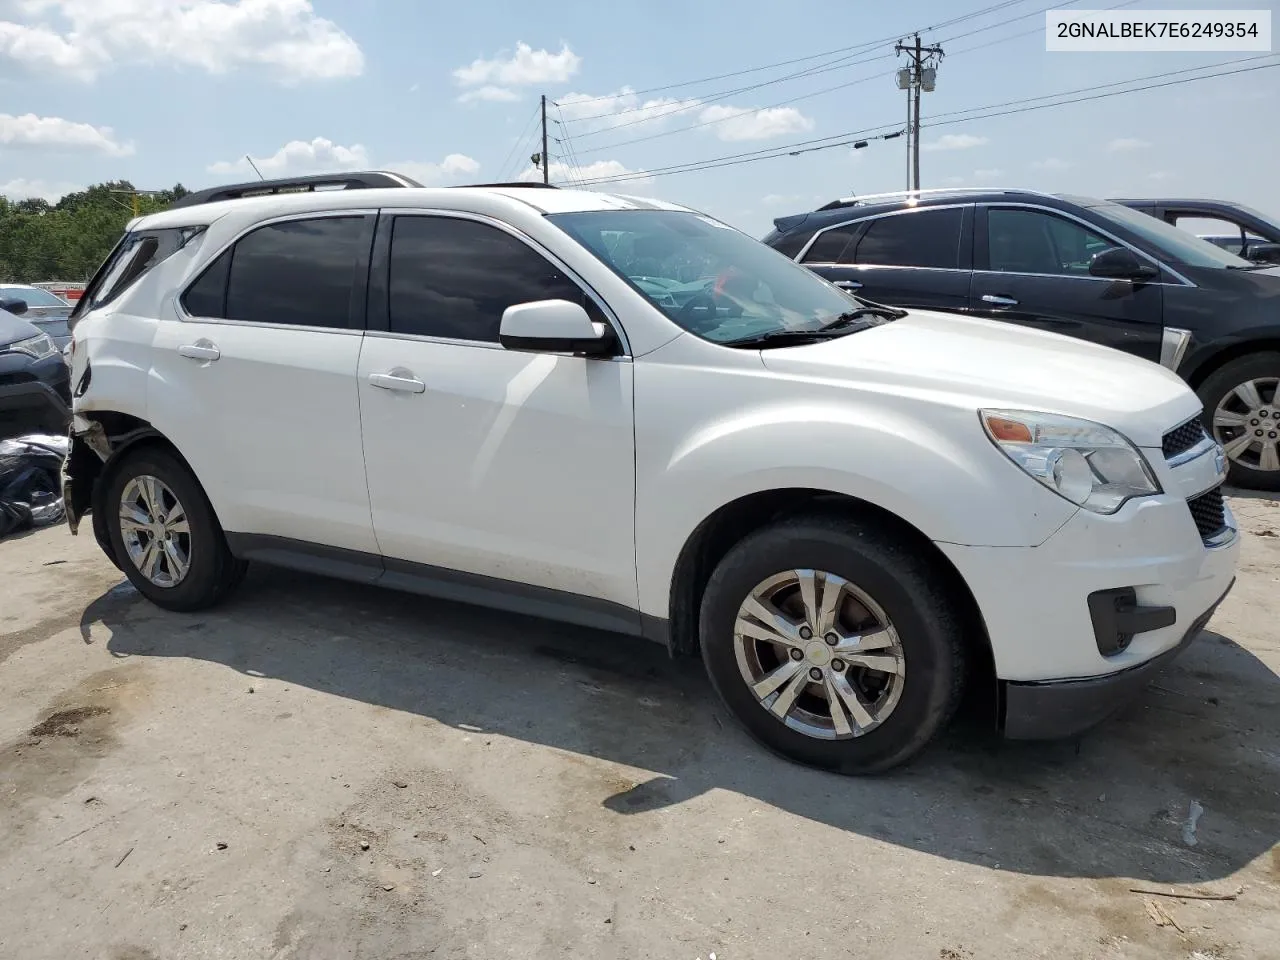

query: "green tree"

left=0, top=181, right=187, bottom=282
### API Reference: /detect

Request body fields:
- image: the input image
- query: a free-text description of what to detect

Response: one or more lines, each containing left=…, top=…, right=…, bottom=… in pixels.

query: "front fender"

left=634, top=404, right=1077, bottom=618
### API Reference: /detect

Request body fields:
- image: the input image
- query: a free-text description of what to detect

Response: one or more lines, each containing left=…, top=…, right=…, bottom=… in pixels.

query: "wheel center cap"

left=805, top=642, right=832, bottom=667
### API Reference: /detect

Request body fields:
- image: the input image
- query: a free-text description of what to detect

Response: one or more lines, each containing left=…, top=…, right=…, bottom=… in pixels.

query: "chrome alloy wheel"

left=119, top=475, right=191, bottom=588
left=1213, top=377, right=1280, bottom=473
left=733, top=569, right=905, bottom=740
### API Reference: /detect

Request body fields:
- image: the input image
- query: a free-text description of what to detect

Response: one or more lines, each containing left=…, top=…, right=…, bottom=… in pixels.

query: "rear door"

left=148, top=212, right=380, bottom=556
left=970, top=204, right=1164, bottom=363
left=800, top=205, right=972, bottom=312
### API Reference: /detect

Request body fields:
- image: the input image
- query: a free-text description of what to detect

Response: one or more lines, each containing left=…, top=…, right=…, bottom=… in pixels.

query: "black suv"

left=0, top=295, right=72, bottom=440
left=763, top=189, right=1280, bottom=490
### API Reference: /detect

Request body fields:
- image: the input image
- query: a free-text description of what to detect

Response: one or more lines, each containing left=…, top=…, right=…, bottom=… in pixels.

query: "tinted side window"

left=987, top=209, right=1112, bottom=276
left=801, top=225, right=859, bottom=263
left=388, top=216, right=595, bottom=342
left=847, top=209, right=963, bottom=268
left=221, top=216, right=369, bottom=328
left=182, top=249, right=231, bottom=318
left=768, top=229, right=810, bottom=260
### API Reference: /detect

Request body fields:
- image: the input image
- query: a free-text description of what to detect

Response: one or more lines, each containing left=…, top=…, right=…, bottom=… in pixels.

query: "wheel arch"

left=1183, top=337, right=1280, bottom=391
left=664, top=487, right=996, bottom=711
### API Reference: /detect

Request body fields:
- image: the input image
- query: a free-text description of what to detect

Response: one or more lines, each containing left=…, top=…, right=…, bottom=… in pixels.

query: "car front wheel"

left=699, top=515, right=967, bottom=774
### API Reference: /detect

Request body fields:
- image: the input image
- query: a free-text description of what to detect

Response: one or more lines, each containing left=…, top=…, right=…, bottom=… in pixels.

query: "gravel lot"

left=2, top=492, right=1278, bottom=960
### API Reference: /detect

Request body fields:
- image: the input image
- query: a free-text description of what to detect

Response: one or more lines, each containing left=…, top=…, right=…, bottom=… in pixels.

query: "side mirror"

left=499, top=299, right=614, bottom=356
left=1243, top=241, right=1280, bottom=265
left=1088, top=246, right=1159, bottom=282
left=0, top=297, right=29, bottom=315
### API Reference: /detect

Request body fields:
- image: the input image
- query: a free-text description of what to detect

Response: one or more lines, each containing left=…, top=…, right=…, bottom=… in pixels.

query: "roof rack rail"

left=816, top=186, right=1055, bottom=211
left=167, top=171, right=422, bottom=210
left=453, top=181, right=560, bottom=189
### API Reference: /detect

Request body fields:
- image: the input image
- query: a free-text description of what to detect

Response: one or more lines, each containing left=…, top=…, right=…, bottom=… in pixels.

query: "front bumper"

left=938, top=480, right=1240, bottom=738
left=1002, top=579, right=1232, bottom=739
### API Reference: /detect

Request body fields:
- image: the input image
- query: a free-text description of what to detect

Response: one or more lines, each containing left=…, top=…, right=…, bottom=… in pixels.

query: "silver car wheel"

left=1213, top=376, right=1280, bottom=473
left=119, top=475, right=191, bottom=588
left=733, top=569, right=905, bottom=740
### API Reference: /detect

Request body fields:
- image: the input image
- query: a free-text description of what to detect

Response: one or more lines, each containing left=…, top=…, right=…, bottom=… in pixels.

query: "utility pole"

left=895, top=33, right=944, bottom=191
left=541, top=94, right=550, bottom=185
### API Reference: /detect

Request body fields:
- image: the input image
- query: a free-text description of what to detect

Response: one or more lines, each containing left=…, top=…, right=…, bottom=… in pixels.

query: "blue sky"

left=1, top=0, right=1277, bottom=237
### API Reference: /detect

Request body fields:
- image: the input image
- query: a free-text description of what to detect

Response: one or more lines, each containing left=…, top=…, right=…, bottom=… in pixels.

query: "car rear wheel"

left=1199, top=352, right=1280, bottom=491
left=104, top=447, right=246, bottom=611
left=699, top=515, right=966, bottom=774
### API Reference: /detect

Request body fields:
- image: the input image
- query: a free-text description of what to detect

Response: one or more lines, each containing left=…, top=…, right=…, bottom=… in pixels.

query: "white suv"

left=62, top=174, right=1239, bottom=774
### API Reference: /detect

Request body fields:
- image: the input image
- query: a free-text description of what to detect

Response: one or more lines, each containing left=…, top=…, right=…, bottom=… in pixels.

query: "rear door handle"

left=834, top=280, right=863, bottom=290
left=369, top=371, right=426, bottom=394
left=178, top=341, right=220, bottom=361
left=981, top=294, right=1019, bottom=307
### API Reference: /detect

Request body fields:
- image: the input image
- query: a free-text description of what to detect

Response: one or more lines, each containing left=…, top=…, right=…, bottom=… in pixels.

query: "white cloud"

left=1107, top=137, right=1150, bottom=153
left=458, top=85, right=522, bottom=104
left=555, top=88, right=701, bottom=129
left=1031, top=157, right=1072, bottom=171
left=453, top=42, right=579, bottom=103
left=698, top=105, right=814, bottom=142
left=762, top=193, right=804, bottom=207
left=972, top=167, right=1005, bottom=180
left=0, top=0, right=363, bottom=83
left=1, top=177, right=84, bottom=202
left=516, top=158, right=648, bottom=187
left=208, top=137, right=479, bottom=186
left=0, top=112, right=133, bottom=155
left=1148, top=170, right=1175, bottom=182
left=922, top=133, right=989, bottom=152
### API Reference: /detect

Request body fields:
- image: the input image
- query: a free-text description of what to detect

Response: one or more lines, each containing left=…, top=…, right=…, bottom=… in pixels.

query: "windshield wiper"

left=721, top=329, right=853, bottom=348
left=820, top=305, right=907, bottom=328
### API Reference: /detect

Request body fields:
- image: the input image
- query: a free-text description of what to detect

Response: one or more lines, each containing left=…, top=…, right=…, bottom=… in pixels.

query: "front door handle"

left=369, top=371, right=426, bottom=394
left=178, top=340, right=220, bottom=361
left=834, top=280, right=863, bottom=290
left=981, top=294, right=1019, bottom=307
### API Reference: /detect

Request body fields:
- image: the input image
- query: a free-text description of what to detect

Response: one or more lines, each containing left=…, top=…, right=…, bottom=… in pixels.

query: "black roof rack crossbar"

left=167, top=171, right=422, bottom=210
left=453, top=181, right=560, bottom=189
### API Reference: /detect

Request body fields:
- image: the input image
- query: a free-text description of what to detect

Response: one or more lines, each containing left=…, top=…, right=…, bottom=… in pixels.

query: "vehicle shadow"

left=93, top=565, right=1279, bottom=886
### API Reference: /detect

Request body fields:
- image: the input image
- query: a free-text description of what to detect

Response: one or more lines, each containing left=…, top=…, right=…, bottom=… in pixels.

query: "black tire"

left=1197, top=352, right=1280, bottom=492
left=699, top=515, right=966, bottom=775
left=104, top=446, right=246, bottom=611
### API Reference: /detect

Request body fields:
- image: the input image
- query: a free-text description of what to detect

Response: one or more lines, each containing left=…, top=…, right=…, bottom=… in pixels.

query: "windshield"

left=1088, top=202, right=1251, bottom=269
left=2, top=287, right=68, bottom=308
left=548, top=209, right=876, bottom=343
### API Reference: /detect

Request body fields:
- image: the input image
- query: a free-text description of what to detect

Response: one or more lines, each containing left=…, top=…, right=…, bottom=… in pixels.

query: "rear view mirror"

left=499, top=299, right=614, bottom=356
left=1088, top=246, right=1159, bottom=282
left=0, top=297, right=29, bottom=315
left=1243, top=241, right=1280, bottom=265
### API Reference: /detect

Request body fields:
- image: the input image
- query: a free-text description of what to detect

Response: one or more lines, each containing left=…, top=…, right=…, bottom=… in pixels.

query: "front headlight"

left=980, top=409, right=1161, bottom=515
left=5, top=333, right=57, bottom=360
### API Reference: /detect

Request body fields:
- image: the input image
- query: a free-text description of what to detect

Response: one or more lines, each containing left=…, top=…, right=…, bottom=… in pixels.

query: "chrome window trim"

left=174, top=208, right=378, bottom=333
left=377, top=207, right=633, bottom=358
left=800, top=262, right=970, bottom=274
left=795, top=202, right=971, bottom=265
left=979, top=202, right=1197, bottom=287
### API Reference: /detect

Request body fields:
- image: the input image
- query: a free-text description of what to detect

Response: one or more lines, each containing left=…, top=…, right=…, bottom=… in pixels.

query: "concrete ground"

left=1, top=494, right=1277, bottom=960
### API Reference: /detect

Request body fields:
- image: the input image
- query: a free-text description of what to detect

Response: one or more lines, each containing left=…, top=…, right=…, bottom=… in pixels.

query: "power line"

left=574, top=57, right=1280, bottom=186
left=495, top=101, right=543, bottom=181
left=553, top=0, right=1038, bottom=109
left=566, top=0, right=1097, bottom=158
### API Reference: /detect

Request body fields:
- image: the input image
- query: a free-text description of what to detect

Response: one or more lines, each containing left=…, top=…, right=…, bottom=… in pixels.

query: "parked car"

left=1111, top=198, right=1280, bottom=266
left=0, top=283, right=74, bottom=348
left=63, top=174, right=1237, bottom=774
left=0, top=296, right=72, bottom=439
left=764, top=188, right=1280, bottom=490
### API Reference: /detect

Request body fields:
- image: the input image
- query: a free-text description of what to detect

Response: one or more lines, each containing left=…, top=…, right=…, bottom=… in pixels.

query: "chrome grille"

left=1187, top=485, right=1227, bottom=539
left=1162, top=418, right=1207, bottom=460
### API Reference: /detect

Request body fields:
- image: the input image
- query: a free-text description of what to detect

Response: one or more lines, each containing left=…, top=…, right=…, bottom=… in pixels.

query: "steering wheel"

left=679, top=292, right=720, bottom=332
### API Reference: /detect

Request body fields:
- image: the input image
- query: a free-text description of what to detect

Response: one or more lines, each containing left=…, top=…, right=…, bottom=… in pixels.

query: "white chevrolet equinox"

left=61, top=174, right=1239, bottom=774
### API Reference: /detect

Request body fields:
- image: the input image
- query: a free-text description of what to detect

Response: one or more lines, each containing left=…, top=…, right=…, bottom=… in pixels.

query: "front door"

left=970, top=205, right=1164, bottom=363
left=357, top=212, right=639, bottom=627
left=148, top=213, right=379, bottom=555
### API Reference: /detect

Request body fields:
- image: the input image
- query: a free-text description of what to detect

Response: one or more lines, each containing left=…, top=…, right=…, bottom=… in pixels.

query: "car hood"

left=0, top=311, right=41, bottom=349
left=759, top=309, right=1200, bottom=448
